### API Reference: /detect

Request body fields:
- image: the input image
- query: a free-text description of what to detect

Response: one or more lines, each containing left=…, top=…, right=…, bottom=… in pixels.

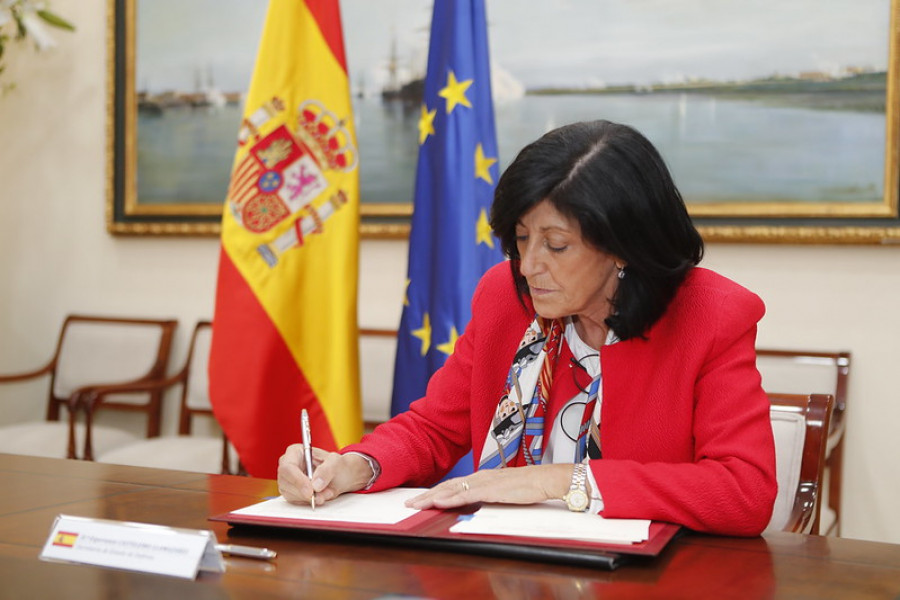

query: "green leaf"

left=36, top=10, right=75, bottom=32
left=14, top=15, right=27, bottom=39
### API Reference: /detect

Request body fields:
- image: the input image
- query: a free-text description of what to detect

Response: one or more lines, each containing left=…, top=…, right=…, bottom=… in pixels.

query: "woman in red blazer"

left=278, top=120, right=777, bottom=536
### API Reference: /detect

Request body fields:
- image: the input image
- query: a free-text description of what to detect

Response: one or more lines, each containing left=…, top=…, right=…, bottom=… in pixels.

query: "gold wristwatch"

left=563, top=462, right=589, bottom=512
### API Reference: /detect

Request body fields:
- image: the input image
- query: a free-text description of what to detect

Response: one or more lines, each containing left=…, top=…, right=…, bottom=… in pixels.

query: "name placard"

left=40, top=514, right=225, bottom=579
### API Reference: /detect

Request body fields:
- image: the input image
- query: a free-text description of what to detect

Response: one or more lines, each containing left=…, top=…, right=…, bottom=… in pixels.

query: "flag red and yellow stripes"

left=209, top=0, right=362, bottom=479
left=52, top=531, right=78, bottom=548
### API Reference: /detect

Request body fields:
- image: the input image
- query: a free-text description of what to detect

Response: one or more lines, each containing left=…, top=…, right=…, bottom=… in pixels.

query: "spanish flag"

left=52, top=531, right=78, bottom=548
left=209, top=0, right=362, bottom=478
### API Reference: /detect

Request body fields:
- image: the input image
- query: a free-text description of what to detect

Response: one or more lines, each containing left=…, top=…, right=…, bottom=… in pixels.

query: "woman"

left=278, top=120, right=777, bottom=536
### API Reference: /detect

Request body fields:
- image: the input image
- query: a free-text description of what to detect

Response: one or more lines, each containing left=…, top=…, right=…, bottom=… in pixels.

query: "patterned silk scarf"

left=478, top=316, right=602, bottom=470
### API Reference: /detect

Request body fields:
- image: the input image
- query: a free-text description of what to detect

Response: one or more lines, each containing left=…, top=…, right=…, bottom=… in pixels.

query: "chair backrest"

left=755, top=349, right=849, bottom=435
left=48, top=315, right=177, bottom=437
left=180, top=321, right=214, bottom=429
left=765, top=393, right=833, bottom=534
left=178, top=321, right=241, bottom=474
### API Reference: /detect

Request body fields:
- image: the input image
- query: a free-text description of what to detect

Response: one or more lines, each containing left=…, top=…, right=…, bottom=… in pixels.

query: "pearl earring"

left=617, top=266, right=625, bottom=280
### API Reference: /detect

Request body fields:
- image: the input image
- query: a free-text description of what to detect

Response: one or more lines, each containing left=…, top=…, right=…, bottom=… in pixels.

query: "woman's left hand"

left=405, top=463, right=577, bottom=510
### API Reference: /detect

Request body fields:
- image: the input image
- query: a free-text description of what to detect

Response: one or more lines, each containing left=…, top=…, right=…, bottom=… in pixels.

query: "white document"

left=450, top=501, right=651, bottom=544
left=231, top=487, right=427, bottom=525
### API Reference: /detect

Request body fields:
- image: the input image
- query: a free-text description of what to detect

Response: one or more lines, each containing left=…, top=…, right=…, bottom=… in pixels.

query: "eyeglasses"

left=569, top=353, right=599, bottom=395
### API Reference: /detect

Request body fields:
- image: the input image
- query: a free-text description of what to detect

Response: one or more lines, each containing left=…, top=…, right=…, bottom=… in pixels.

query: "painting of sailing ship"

left=118, top=0, right=898, bottom=236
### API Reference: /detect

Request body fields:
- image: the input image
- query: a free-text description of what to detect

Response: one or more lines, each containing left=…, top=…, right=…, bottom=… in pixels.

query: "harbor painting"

left=109, top=0, right=899, bottom=242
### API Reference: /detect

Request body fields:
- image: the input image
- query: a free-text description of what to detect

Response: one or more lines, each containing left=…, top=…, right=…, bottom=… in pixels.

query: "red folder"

left=211, top=503, right=680, bottom=570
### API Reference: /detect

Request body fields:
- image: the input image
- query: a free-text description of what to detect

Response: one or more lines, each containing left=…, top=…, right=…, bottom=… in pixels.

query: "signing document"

left=450, top=502, right=651, bottom=544
left=231, top=488, right=650, bottom=544
left=231, top=488, right=425, bottom=525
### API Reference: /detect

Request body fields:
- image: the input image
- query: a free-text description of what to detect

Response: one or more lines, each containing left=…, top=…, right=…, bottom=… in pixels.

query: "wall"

left=1, top=0, right=898, bottom=544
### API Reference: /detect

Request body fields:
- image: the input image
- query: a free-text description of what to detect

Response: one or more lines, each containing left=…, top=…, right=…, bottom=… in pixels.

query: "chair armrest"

left=782, top=481, right=817, bottom=534
left=76, top=370, right=186, bottom=408
left=75, top=370, right=187, bottom=461
left=0, top=361, right=55, bottom=384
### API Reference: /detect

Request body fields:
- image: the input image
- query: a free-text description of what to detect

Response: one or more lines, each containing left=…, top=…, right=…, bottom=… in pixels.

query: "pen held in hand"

left=301, top=409, right=316, bottom=511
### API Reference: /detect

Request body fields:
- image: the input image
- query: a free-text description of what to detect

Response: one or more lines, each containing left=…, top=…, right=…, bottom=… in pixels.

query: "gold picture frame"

left=107, top=0, right=222, bottom=236
left=108, top=0, right=900, bottom=243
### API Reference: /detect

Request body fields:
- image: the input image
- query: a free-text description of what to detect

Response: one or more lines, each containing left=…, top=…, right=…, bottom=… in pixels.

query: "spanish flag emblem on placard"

left=52, top=531, right=78, bottom=548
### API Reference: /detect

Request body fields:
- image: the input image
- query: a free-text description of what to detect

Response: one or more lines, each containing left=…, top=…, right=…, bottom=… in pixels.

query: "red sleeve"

left=342, top=264, right=517, bottom=490
left=593, top=284, right=777, bottom=536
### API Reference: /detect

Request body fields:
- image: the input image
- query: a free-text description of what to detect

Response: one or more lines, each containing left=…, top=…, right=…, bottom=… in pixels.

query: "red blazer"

left=344, top=263, right=777, bottom=536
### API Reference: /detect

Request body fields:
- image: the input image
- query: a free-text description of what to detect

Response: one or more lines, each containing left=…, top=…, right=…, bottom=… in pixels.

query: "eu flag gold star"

left=438, top=70, right=473, bottom=114
left=411, top=313, right=432, bottom=356
left=476, top=208, right=494, bottom=248
left=474, top=143, right=497, bottom=184
left=418, top=105, right=436, bottom=145
left=436, top=326, right=460, bottom=356
left=403, top=279, right=410, bottom=306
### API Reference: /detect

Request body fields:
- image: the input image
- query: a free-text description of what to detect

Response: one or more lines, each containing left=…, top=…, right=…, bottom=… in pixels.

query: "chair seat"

left=0, top=422, right=140, bottom=459
left=96, top=436, right=233, bottom=474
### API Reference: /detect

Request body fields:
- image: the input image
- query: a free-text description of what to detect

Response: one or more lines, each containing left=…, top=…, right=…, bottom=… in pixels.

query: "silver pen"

left=215, top=543, right=277, bottom=560
left=301, top=409, right=316, bottom=510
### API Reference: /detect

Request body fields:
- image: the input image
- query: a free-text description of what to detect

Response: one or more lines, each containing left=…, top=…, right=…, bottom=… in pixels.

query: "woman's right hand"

left=276, top=444, right=374, bottom=506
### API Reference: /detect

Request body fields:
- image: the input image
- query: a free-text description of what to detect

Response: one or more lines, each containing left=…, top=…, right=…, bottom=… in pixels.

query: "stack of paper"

left=450, top=502, right=651, bottom=544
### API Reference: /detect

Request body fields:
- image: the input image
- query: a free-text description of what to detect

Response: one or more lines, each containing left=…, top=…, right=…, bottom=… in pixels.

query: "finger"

left=309, top=450, right=344, bottom=494
left=277, top=467, right=310, bottom=504
left=280, top=443, right=307, bottom=469
left=282, top=477, right=317, bottom=505
left=428, top=480, right=472, bottom=508
left=277, top=454, right=303, bottom=486
left=407, top=478, right=471, bottom=509
left=277, top=468, right=305, bottom=504
left=309, top=446, right=331, bottom=470
left=277, top=444, right=319, bottom=504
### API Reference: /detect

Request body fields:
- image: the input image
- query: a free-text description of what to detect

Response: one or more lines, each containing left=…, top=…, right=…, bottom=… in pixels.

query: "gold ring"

left=461, top=480, right=470, bottom=492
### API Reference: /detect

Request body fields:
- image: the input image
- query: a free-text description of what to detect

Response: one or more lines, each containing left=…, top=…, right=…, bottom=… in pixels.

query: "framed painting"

left=106, top=0, right=255, bottom=235
left=108, top=0, right=900, bottom=242
left=106, top=0, right=411, bottom=237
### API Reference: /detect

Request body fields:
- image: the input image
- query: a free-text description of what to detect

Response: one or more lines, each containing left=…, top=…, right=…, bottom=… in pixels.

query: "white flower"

left=0, top=1, right=73, bottom=55
left=21, top=10, right=56, bottom=50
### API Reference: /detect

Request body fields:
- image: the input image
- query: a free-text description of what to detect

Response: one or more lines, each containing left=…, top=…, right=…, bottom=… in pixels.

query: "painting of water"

left=114, top=0, right=897, bottom=239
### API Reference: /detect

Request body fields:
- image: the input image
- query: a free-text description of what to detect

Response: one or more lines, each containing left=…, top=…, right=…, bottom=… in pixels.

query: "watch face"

left=566, top=490, right=589, bottom=512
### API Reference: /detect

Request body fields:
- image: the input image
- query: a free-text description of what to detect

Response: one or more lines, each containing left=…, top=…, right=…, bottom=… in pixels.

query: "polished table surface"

left=1, top=453, right=899, bottom=599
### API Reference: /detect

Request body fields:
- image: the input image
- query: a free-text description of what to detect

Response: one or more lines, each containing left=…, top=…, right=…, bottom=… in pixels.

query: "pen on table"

left=301, top=408, right=316, bottom=511
left=215, top=543, right=277, bottom=560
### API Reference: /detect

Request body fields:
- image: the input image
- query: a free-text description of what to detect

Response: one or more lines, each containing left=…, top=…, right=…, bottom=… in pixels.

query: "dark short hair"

left=490, top=120, right=704, bottom=341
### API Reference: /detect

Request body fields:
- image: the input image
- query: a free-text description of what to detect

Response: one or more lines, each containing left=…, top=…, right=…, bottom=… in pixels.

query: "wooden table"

left=1, top=453, right=899, bottom=599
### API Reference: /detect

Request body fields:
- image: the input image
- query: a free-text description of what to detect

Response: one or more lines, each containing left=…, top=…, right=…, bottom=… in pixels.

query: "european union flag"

left=390, top=0, right=503, bottom=477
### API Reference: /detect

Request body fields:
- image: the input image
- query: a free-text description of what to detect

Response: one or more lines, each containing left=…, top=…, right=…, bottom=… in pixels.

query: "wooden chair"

left=756, top=348, right=849, bottom=535
left=0, top=314, right=177, bottom=460
left=764, top=393, right=834, bottom=535
left=92, top=321, right=242, bottom=474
